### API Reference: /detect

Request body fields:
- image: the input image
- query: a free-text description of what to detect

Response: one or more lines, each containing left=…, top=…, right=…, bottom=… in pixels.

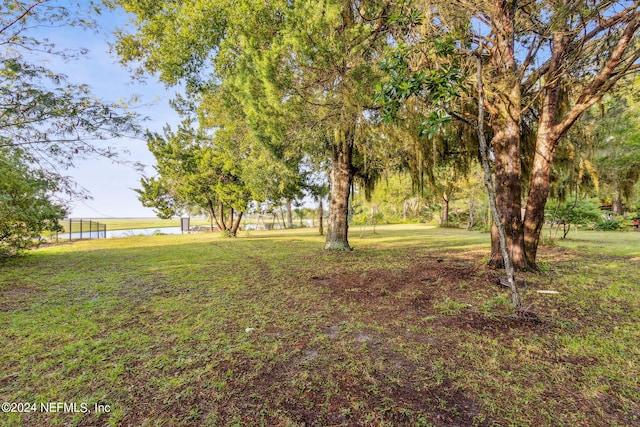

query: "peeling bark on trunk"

left=475, top=51, right=522, bottom=311
left=523, top=13, right=640, bottom=268
left=523, top=91, right=559, bottom=267
left=325, top=127, right=353, bottom=251
left=488, top=120, right=527, bottom=271
left=523, top=160, right=550, bottom=267
left=485, top=0, right=527, bottom=271
left=523, top=28, right=564, bottom=268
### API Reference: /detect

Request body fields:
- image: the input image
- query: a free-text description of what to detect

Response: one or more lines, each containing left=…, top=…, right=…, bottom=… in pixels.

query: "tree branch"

left=0, top=0, right=45, bottom=38
left=554, top=15, right=640, bottom=139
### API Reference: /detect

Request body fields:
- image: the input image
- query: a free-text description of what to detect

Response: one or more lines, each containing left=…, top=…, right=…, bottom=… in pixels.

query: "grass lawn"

left=1, top=225, right=638, bottom=426
left=547, top=227, right=640, bottom=258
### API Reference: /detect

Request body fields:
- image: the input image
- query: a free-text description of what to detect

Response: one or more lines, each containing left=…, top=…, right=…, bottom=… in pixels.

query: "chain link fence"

left=52, top=219, right=107, bottom=242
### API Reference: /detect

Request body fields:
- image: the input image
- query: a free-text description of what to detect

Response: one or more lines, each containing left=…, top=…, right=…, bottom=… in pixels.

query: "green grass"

left=548, top=227, right=640, bottom=258
left=1, top=224, right=638, bottom=426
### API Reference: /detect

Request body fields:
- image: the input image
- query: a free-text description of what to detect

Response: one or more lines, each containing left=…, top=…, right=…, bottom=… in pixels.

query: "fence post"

left=60, top=219, right=108, bottom=241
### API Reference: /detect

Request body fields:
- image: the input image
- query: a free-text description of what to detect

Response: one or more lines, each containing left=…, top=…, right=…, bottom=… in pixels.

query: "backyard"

left=0, top=225, right=638, bottom=426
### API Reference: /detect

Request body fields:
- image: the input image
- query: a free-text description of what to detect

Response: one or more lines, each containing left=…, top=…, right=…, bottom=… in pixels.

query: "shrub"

left=1, top=147, right=66, bottom=257
left=595, top=218, right=622, bottom=231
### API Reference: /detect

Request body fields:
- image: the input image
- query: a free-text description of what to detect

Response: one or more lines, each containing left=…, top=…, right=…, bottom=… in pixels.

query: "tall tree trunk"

left=467, top=197, right=474, bottom=230
left=488, top=119, right=527, bottom=270
left=485, top=0, right=527, bottom=271
left=475, top=51, right=522, bottom=311
left=207, top=198, right=223, bottom=231
left=523, top=76, right=561, bottom=267
left=325, top=126, right=353, bottom=250
left=285, top=199, right=293, bottom=228
left=523, top=13, right=639, bottom=267
left=218, top=202, right=227, bottom=231
left=230, top=212, right=243, bottom=236
left=523, top=139, right=555, bottom=267
left=613, top=193, right=624, bottom=215
left=522, top=26, right=566, bottom=268
left=441, top=193, right=449, bottom=225
left=318, top=198, right=324, bottom=235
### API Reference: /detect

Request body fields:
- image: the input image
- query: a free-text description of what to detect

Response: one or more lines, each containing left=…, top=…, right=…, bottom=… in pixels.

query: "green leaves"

left=419, top=110, right=452, bottom=139
left=591, top=92, right=640, bottom=203
left=0, top=146, right=66, bottom=257
left=1, top=3, right=141, bottom=203
left=112, top=0, right=231, bottom=91
left=136, top=177, right=180, bottom=219
left=375, top=38, right=462, bottom=128
left=545, top=198, right=602, bottom=227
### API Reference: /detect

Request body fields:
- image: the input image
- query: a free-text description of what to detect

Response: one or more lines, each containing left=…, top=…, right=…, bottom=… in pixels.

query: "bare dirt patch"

left=0, top=285, right=36, bottom=312
left=309, top=252, right=495, bottom=311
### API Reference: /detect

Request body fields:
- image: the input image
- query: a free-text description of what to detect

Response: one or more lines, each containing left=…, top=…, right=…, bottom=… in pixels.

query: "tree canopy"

left=110, top=0, right=640, bottom=273
left=0, top=1, right=141, bottom=255
left=0, top=145, right=66, bottom=256
left=112, top=0, right=464, bottom=248
left=1, top=0, right=140, bottom=195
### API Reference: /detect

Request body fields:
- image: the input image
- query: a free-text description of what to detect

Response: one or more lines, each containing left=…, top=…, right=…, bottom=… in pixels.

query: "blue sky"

left=41, top=5, right=181, bottom=218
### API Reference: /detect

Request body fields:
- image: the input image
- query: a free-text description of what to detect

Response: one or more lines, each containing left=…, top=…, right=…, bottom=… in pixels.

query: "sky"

left=37, top=5, right=181, bottom=218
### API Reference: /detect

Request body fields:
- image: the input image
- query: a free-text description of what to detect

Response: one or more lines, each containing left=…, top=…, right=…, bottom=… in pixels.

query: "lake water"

left=106, top=227, right=183, bottom=238
left=56, top=227, right=185, bottom=240
left=55, top=222, right=294, bottom=240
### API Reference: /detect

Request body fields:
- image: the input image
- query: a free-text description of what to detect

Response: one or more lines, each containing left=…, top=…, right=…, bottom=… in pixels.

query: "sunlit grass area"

left=549, top=227, right=640, bottom=258
left=1, top=225, right=638, bottom=426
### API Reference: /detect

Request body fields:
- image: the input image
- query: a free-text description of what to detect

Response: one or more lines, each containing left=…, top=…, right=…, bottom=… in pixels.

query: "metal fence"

left=53, top=219, right=107, bottom=242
